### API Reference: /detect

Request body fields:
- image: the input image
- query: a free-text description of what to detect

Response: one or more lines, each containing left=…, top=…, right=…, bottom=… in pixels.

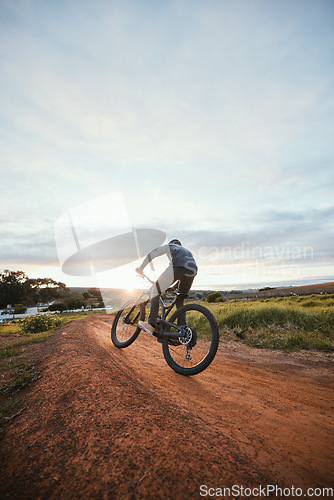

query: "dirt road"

left=0, top=315, right=333, bottom=499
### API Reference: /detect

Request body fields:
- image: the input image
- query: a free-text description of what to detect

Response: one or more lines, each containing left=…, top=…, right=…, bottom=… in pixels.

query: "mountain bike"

left=111, top=273, right=219, bottom=376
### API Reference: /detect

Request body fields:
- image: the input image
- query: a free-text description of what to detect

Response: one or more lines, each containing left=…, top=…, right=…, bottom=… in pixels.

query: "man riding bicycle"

left=136, top=239, right=198, bottom=334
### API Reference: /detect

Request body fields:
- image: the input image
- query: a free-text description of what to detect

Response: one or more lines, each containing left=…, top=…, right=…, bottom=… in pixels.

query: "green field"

left=202, top=294, right=334, bottom=352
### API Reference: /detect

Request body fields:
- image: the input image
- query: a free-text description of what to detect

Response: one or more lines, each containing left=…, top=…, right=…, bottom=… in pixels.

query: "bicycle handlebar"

left=136, top=271, right=179, bottom=294
left=136, top=271, right=155, bottom=285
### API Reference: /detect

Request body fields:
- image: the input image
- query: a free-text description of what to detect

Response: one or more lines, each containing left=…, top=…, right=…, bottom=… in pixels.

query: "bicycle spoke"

left=111, top=301, right=143, bottom=348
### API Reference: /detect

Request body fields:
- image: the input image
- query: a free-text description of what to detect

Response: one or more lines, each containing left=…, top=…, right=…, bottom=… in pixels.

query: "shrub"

left=216, top=303, right=334, bottom=336
left=65, top=297, right=85, bottom=310
left=48, top=302, right=66, bottom=312
left=19, top=314, right=63, bottom=335
left=14, top=304, right=27, bottom=314
left=207, top=292, right=222, bottom=303
left=208, top=294, right=334, bottom=352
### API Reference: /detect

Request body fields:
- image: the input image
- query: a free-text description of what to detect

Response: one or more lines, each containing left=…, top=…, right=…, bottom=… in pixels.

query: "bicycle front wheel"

left=111, top=300, right=144, bottom=348
left=162, top=304, right=219, bottom=375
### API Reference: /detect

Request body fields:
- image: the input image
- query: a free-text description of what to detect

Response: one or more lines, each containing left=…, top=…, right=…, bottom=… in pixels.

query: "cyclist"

left=136, top=239, right=198, bottom=334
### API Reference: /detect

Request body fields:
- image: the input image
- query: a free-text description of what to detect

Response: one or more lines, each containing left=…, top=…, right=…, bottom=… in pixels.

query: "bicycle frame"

left=131, top=273, right=187, bottom=339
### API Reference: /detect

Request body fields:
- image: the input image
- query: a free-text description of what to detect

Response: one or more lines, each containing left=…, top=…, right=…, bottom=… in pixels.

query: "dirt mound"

left=255, top=281, right=334, bottom=298
left=0, top=315, right=333, bottom=499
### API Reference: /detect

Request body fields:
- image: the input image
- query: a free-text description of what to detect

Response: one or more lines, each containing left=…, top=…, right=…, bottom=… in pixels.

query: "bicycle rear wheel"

left=162, top=303, right=219, bottom=375
left=111, top=300, right=144, bottom=348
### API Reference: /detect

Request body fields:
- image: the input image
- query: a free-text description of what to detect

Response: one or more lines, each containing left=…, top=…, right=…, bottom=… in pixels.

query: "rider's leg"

left=147, top=292, right=160, bottom=328
left=174, top=267, right=196, bottom=325
left=147, top=266, right=174, bottom=327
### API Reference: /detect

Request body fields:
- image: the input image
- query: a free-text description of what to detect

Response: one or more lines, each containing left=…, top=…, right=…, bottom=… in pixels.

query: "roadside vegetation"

left=0, top=269, right=105, bottom=316
left=203, top=293, right=334, bottom=352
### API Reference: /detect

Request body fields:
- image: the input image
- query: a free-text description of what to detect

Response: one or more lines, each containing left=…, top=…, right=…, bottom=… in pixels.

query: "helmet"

left=169, top=239, right=182, bottom=246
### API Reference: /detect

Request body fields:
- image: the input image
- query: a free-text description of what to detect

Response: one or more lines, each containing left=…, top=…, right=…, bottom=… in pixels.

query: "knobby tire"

left=111, top=300, right=145, bottom=348
left=162, top=303, right=219, bottom=376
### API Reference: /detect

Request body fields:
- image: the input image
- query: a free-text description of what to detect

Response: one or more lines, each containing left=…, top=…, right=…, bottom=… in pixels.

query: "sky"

left=1, top=0, right=334, bottom=291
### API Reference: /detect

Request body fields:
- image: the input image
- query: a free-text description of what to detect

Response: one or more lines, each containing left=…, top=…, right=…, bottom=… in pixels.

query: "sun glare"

left=96, top=264, right=146, bottom=291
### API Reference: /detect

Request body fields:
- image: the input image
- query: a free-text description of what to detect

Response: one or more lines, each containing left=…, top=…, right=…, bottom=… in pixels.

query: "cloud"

left=2, top=203, right=332, bottom=274
left=0, top=0, right=333, bottom=287
left=2, top=0, right=332, bottom=173
left=168, top=206, right=334, bottom=262
left=0, top=235, right=58, bottom=266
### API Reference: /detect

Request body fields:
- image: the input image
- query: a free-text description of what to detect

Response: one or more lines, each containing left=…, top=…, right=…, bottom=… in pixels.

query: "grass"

left=0, top=324, right=21, bottom=335
left=0, top=358, right=25, bottom=372
left=187, top=311, right=215, bottom=341
left=0, top=364, right=41, bottom=395
left=201, top=294, right=334, bottom=352
left=0, top=330, right=54, bottom=359
left=0, top=364, right=40, bottom=434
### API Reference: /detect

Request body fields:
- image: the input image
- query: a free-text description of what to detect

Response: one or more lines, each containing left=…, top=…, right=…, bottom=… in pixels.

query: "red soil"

left=0, top=315, right=333, bottom=499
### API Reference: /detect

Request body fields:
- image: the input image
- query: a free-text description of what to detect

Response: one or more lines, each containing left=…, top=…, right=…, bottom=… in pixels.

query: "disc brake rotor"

left=179, top=326, right=195, bottom=346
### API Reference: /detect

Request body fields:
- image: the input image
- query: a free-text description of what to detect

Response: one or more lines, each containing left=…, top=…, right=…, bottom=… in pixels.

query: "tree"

left=88, top=287, right=103, bottom=301
left=28, top=277, right=68, bottom=304
left=0, top=270, right=69, bottom=308
left=0, top=270, right=29, bottom=308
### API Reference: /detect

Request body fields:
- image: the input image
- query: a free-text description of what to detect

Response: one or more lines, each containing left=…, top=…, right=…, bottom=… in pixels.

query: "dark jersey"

left=140, top=243, right=198, bottom=275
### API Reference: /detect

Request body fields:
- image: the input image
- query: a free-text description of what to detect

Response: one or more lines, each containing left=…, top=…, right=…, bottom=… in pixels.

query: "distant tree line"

left=48, top=288, right=104, bottom=312
left=0, top=270, right=105, bottom=312
left=0, top=270, right=69, bottom=309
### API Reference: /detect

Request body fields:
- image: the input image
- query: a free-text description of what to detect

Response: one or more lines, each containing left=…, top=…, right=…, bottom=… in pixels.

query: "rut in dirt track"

left=0, top=315, right=333, bottom=499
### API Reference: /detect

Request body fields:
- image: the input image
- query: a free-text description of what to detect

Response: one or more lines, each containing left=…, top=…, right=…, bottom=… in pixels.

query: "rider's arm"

left=136, top=244, right=170, bottom=274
